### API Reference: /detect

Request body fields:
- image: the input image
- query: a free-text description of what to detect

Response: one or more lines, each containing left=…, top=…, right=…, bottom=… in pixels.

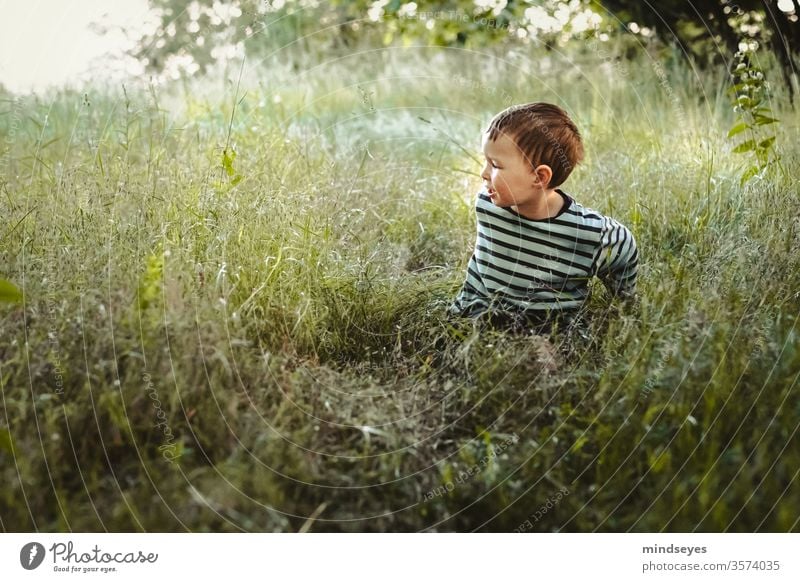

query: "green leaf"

left=0, top=427, right=12, bottom=454
left=137, top=252, right=164, bottom=310
left=222, top=148, right=236, bottom=177
left=648, top=448, right=671, bottom=473
left=727, top=122, right=748, bottom=138
left=758, top=136, right=775, bottom=150
left=732, top=139, right=756, bottom=154
left=754, top=114, right=779, bottom=126
left=0, top=279, right=23, bottom=303
left=571, top=435, right=589, bottom=454
left=740, top=165, right=760, bottom=185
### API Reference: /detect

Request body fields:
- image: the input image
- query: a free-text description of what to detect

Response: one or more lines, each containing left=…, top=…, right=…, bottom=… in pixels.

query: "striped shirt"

left=449, top=187, right=638, bottom=319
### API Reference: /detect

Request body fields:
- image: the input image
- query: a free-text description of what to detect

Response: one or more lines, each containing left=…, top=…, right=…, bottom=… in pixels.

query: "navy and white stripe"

left=449, top=188, right=638, bottom=318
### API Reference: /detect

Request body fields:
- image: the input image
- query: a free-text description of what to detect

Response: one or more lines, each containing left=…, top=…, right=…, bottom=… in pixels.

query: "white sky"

left=0, top=0, right=153, bottom=94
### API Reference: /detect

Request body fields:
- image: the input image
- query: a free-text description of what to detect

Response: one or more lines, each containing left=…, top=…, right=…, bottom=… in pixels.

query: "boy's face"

left=480, top=131, right=545, bottom=208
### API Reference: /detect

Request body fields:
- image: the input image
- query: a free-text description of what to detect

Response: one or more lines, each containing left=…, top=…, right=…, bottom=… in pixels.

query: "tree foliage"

left=130, top=0, right=799, bottom=97
left=597, top=0, right=799, bottom=98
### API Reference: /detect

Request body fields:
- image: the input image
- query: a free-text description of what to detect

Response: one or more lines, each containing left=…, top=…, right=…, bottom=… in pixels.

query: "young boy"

left=449, top=102, right=638, bottom=331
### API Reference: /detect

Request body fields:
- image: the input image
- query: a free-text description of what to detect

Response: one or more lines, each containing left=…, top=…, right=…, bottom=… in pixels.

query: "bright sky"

left=0, top=0, right=154, bottom=94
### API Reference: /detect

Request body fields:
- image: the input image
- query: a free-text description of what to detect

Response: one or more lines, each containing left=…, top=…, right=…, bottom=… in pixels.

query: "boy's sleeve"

left=592, top=217, right=638, bottom=299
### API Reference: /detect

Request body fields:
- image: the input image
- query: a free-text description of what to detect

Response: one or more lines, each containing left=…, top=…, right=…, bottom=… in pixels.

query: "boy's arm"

left=592, top=218, right=638, bottom=300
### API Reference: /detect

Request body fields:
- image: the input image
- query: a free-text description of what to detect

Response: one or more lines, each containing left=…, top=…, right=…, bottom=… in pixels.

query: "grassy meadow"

left=1, top=41, right=799, bottom=532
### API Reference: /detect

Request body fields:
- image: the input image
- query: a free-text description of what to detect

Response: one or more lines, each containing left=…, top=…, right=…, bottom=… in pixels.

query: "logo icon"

left=20, top=542, right=46, bottom=570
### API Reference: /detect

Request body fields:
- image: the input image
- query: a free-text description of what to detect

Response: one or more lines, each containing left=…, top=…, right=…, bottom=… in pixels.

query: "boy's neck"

left=513, top=188, right=564, bottom=220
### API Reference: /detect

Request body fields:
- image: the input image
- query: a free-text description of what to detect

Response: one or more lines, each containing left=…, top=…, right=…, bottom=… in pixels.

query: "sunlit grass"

left=1, top=41, right=798, bottom=532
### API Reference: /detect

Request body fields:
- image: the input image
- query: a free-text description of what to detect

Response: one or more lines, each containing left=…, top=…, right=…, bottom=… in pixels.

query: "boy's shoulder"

left=562, top=191, right=633, bottom=234
left=474, top=187, right=632, bottom=243
left=560, top=191, right=605, bottom=222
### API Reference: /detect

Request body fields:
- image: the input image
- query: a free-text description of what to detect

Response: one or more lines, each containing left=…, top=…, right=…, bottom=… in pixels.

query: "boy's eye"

left=484, top=155, right=500, bottom=169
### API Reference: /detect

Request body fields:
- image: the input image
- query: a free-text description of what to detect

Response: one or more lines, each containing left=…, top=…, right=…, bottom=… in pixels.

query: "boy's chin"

left=490, top=195, right=508, bottom=207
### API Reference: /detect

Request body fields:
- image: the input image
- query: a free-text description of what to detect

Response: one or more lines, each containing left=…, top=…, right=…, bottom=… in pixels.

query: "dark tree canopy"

left=597, top=0, right=798, bottom=95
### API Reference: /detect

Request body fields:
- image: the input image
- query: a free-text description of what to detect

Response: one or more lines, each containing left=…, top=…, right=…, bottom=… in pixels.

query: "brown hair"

left=485, top=102, right=584, bottom=188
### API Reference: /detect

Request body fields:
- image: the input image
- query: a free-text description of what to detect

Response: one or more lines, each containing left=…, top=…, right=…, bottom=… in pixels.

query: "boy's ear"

left=532, top=164, right=553, bottom=189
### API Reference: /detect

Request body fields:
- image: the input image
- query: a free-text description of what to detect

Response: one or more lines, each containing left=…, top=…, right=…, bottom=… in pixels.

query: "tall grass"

left=1, top=40, right=798, bottom=532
